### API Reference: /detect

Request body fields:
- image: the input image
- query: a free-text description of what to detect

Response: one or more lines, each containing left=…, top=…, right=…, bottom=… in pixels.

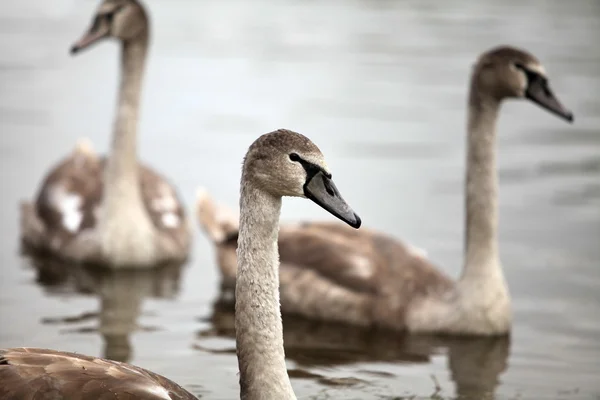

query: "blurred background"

left=1, top=0, right=599, bottom=399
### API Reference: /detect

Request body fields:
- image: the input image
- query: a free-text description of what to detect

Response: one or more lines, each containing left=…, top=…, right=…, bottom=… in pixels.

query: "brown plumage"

left=21, top=143, right=190, bottom=264
left=0, top=348, right=197, bottom=399
left=197, top=45, right=573, bottom=336
left=198, top=201, right=452, bottom=331
left=277, top=223, right=452, bottom=329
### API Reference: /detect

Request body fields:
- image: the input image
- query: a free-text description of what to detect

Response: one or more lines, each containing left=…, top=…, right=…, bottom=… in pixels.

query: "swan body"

left=20, top=0, right=191, bottom=268
left=197, top=46, right=573, bottom=336
left=0, top=348, right=197, bottom=400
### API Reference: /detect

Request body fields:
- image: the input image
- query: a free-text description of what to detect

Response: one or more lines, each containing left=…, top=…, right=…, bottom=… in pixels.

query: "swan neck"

left=235, top=181, right=295, bottom=400
left=104, top=34, right=148, bottom=215
left=462, top=82, right=503, bottom=281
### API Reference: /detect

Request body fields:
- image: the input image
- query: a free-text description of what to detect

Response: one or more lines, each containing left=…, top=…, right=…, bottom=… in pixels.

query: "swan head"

left=473, top=46, right=573, bottom=122
left=243, top=129, right=361, bottom=229
left=70, top=0, right=148, bottom=54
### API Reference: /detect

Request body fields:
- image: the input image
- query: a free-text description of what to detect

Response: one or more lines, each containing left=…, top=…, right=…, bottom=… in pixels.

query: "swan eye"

left=289, top=153, right=301, bottom=162
left=103, top=5, right=125, bottom=24
left=514, top=62, right=547, bottom=88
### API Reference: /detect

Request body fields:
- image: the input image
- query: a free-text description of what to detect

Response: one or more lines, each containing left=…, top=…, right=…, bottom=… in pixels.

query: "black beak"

left=303, top=171, right=361, bottom=229
left=526, top=75, right=574, bottom=123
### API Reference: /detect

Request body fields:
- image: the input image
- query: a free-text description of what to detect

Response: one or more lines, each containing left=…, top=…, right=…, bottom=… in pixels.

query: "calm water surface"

left=1, top=0, right=599, bottom=399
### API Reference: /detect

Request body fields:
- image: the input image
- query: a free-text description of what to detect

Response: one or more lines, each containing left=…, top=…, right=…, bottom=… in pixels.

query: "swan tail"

left=195, top=187, right=239, bottom=244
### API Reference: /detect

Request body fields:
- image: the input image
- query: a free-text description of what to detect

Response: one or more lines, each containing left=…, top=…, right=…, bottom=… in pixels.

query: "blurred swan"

left=197, top=46, right=573, bottom=336
left=20, top=0, right=191, bottom=269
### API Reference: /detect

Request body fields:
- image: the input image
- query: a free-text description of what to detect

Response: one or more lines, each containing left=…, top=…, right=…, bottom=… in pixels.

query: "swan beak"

left=526, top=77, right=574, bottom=123
left=303, top=171, right=361, bottom=229
left=70, top=26, right=110, bottom=55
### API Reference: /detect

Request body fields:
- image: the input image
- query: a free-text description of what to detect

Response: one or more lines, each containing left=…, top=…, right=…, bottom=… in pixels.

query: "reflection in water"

left=197, top=299, right=509, bottom=400
left=28, top=256, right=184, bottom=363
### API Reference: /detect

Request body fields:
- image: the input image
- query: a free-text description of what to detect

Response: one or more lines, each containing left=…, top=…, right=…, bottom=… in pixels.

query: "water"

left=1, top=0, right=599, bottom=398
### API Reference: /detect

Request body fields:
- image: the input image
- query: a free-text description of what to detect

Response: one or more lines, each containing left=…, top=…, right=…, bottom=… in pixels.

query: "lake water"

left=0, top=0, right=599, bottom=399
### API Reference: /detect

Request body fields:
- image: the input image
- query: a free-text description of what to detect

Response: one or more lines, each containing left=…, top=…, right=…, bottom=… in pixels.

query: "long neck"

left=235, top=181, right=295, bottom=400
left=104, top=34, right=148, bottom=216
left=461, top=82, right=503, bottom=281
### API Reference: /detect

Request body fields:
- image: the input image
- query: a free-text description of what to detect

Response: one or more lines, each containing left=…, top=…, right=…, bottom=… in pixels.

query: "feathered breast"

left=34, top=151, right=187, bottom=243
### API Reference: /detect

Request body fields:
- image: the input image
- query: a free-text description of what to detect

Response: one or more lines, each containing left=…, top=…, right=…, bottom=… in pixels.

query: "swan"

left=1, top=129, right=361, bottom=399
left=197, top=45, right=573, bottom=335
left=20, top=0, right=191, bottom=268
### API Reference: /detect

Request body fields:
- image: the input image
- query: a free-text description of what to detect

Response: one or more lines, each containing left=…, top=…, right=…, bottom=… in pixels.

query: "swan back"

left=0, top=347, right=197, bottom=399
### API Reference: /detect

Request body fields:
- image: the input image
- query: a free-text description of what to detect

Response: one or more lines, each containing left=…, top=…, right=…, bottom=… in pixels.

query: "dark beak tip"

left=351, top=213, right=362, bottom=229
left=70, top=45, right=79, bottom=55
left=566, top=112, right=574, bottom=123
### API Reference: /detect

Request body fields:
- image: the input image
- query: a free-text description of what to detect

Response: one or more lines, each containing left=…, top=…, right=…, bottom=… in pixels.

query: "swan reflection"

left=29, top=256, right=184, bottom=362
